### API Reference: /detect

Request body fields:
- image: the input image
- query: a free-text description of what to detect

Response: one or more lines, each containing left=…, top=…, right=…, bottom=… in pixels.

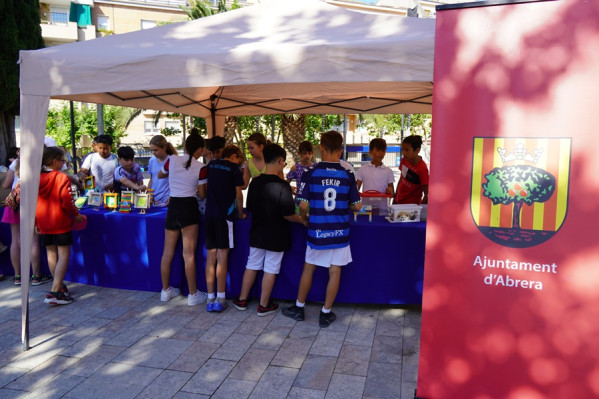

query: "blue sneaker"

left=206, top=298, right=216, bottom=312
left=212, top=298, right=228, bottom=312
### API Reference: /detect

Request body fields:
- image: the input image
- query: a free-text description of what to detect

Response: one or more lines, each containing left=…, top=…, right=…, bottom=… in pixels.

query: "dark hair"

left=320, top=130, right=343, bottom=153
left=208, top=136, right=226, bottom=152
left=298, top=141, right=313, bottom=154
left=369, top=138, right=387, bottom=152
left=42, top=146, right=65, bottom=167
left=247, top=133, right=267, bottom=147
left=96, top=134, right=113, bottom=146
left=222, top=145, right=243, bottom=160
left=184, top=132, right=205, bottom=170
left=7, top=147, right=19, bottom=159
left=150, top=135, right=176, bottom=155
left=263, top=143, right=286, bottom=164
left=403, top=135, right=423, bottom=151
left=117, top=146, right=135, bottom=160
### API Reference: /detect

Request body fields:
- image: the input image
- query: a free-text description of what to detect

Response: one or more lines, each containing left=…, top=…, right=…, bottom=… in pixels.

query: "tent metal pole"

left=343, top=114, right=347, bottom=160
left=182, top=115, right=187, bottom=143
left=70, top=101, right=78, bottom=174
left=255, top=116, right=259, bottom=134
left=210, top=95, right=217, bottom=137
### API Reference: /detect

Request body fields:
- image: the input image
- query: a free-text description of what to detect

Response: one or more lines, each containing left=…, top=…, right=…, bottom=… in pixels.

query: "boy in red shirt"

left=37, top=146, right=84, bottom=305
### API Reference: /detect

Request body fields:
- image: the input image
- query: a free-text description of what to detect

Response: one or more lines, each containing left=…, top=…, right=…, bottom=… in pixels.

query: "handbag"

left=4, top=182, right=20, bottom=212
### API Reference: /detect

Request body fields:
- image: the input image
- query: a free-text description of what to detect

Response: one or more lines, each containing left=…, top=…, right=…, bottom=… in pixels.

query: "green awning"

left=69, top=3, right=92, bottom=28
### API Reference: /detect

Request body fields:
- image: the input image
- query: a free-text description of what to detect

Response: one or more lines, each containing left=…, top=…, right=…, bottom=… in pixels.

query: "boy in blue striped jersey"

left=282, top=131, right=362, bottom=327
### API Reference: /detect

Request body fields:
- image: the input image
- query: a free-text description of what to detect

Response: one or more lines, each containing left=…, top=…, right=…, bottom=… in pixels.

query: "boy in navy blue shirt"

left=282, top=131, right=362, bottom=327
left=203, top=144, right=245, bottom=312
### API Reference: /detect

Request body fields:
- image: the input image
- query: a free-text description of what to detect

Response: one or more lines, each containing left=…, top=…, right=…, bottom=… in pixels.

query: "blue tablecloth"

left=1, top=206, right=426, bottom=304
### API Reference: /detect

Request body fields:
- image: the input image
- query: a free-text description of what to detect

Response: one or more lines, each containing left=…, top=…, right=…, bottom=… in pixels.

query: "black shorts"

left=204, top=217, right=234, bottom=249
left=40, top=231, right=73, bottom=246
left=165, top=197, right=200, bottom=230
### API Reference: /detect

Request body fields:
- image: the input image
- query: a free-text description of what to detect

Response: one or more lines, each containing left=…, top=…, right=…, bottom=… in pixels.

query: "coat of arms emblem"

left=470, top=137, right=571, bottom=248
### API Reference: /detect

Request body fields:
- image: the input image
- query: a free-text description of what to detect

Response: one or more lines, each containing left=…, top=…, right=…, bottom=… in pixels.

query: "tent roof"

left=20, top=0, right=434, bottom=116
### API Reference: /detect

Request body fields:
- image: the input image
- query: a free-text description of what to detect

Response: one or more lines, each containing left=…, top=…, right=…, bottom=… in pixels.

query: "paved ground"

left=0, top=279, right=421, bottom=399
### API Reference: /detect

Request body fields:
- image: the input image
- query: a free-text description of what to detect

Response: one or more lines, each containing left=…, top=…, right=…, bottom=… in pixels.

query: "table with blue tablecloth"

left=0, top=206, right=426, bottom=304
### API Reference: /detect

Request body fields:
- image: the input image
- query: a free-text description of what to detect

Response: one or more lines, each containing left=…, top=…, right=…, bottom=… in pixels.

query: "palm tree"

left=281, top=114, right=306, bottom=163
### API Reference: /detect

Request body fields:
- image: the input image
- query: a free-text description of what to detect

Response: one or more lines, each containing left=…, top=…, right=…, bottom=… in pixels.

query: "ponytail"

left=150, top=134, right=177, bottom=156
left=184, top=131, right=205, bottom=170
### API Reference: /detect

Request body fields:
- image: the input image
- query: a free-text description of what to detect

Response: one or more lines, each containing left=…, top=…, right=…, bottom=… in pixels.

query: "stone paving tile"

left=376, top=317, right=406, bottom=338
left=21, top=373, right=85, bottom=399
left=229, top=348, right=276, bottom=381
left=0, top=388, right=29, bottom=398
left=61, top=345, right=126, bottom=378
left=211, top=333, right=257, bottom=362
left=136, top=369, right=193, bottom=399
left=1, top=282, right=422, bottom=399
left=371, top=333, right=403, bottom=364
left=344, top=324, right=376, bottom=347
left=235, top=312, right=273, bottom=336
left=287, top=387, right=327, bottom=398
left=198, top=320, right=241, bottom=345
left=7, top=337, right=77, bottom=370
left=334, top=343, right=371, bottom=376
left=248, top=365, right=298, bottom=399
left=288, top=322, right=321, bottom=340
left=170, top=327, right=208, bottom=341
left=294, top=355, right=337, bottom=390
left=172, top=392, right=210, bottom=399
left=0, top=366, right=29, bottom=388
left=59, top=335, right=110, bottom=358
left=251, top=325, right=291, bottom=351
left=309, top=330, right=344, bottom=357
left=271, top=338, right=313, bottom=369
left=148, top=315, right=194, bottom=339
left=211, top=378, right=256, bottom=399
left=363, top=361, right=402, bottom=398
left=168, top=341, right=221, bottom=373
left=105, top=319, right=160, bottom=347
left=180, top=359, right=236, bottom=395
left=6, top=355, right=79, bottom=392
left=325, top=373, right=366, bottom=399
left=113, top=336, right=193, bottom=368
left=184, top=312, right=220, bottom=330
left=64, top=363, right=162, bottom=399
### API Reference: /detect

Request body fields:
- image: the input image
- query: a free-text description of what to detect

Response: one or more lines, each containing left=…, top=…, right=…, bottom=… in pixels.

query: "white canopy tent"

left=17, top=0, right=434, bottom=346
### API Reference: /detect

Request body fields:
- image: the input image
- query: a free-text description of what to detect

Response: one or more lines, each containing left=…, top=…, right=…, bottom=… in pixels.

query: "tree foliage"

left=46, top=103, right=127, bottom=153
left=483, top=165, right=556, bottom=227
left=0, top=0, right=44, bottom=164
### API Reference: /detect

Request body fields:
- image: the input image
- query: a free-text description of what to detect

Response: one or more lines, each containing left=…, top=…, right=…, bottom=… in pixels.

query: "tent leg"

left=22, top=307, right=29, bottom=351
left=70, top=101, right=78, bottom=174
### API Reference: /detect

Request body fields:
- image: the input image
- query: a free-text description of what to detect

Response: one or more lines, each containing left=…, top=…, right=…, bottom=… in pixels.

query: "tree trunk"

left=97, top=105, right=105, bottom=135
left=281, top=114, right=305, bottom=164
left=223, top=116, right=238, bottom=146
left=512, top=201, right=523, bottom=229
left=0, top=112, right=16, bottom=166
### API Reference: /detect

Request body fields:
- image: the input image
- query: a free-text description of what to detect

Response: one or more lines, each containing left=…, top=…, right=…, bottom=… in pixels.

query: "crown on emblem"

left=497, top=143, right=542, bottom=165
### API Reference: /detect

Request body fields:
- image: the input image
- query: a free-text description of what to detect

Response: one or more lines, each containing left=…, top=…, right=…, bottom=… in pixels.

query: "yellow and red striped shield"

left=470, top=137, right=571, bottom=248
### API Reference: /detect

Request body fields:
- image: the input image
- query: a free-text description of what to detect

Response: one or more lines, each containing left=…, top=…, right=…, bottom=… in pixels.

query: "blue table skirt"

left=0, top=206, right=426, bottom=304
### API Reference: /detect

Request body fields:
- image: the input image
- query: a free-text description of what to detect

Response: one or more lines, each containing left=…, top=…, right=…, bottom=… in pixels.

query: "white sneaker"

left=160, top=286, right=180, bottom=302
left=187, top=290, right=208, bottom=306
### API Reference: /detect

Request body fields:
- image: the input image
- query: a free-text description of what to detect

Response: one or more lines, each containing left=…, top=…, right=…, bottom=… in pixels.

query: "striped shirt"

left=297, top=162, right=361, bottom=249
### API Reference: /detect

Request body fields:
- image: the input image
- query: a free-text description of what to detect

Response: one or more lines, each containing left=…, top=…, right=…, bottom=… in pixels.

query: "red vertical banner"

left=418, top=1, right=599, bottom=398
